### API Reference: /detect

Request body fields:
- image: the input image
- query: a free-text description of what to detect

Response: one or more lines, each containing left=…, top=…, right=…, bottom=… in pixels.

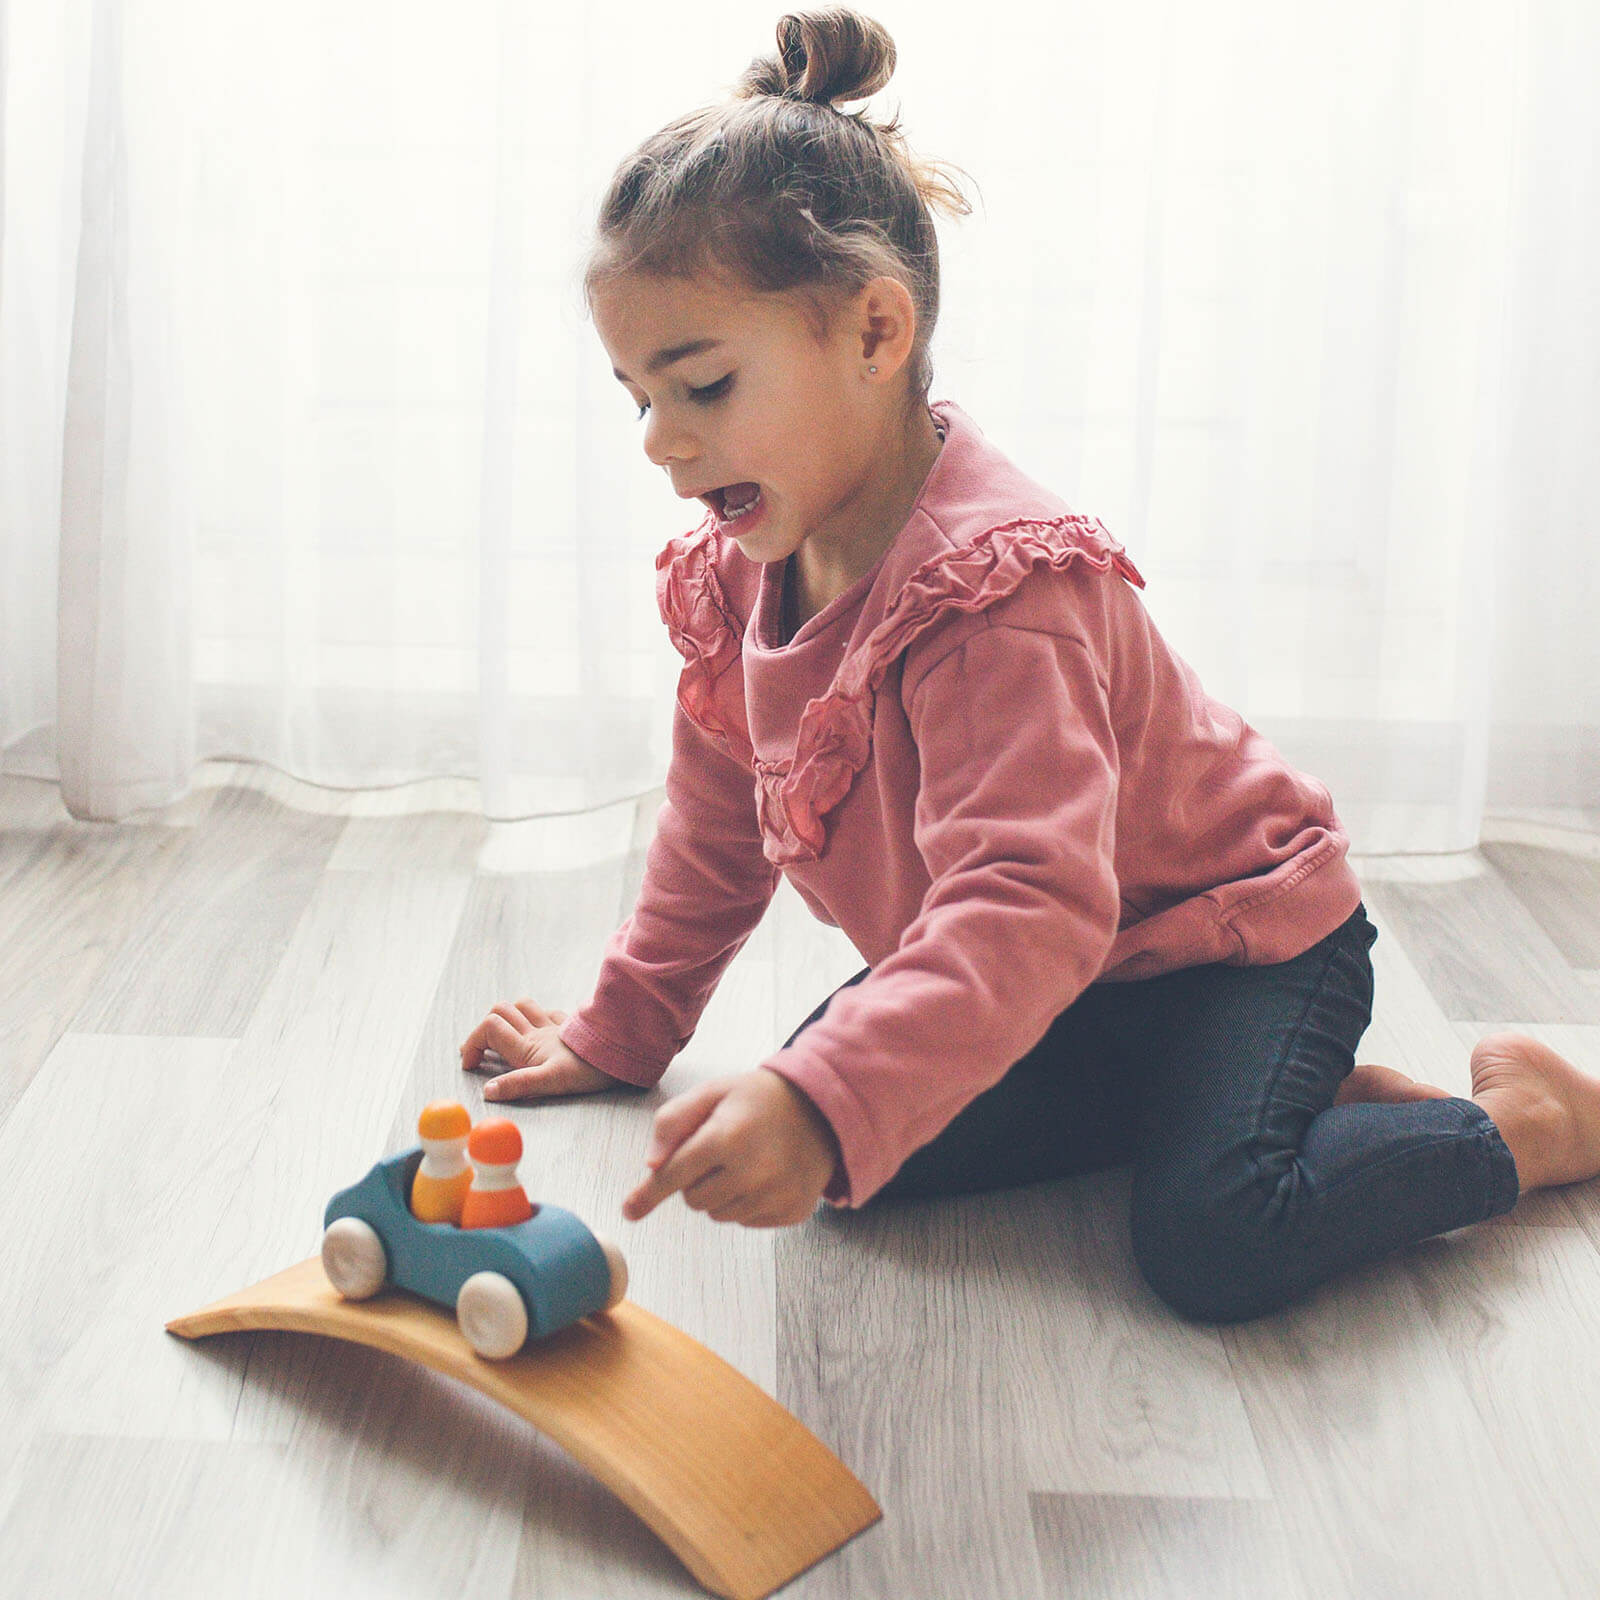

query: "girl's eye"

left=632, top=374, right=733, bottom=422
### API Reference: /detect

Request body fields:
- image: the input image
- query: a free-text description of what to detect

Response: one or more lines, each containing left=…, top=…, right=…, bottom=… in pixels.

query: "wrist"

left=762, top=1067, right=840, bottom=1160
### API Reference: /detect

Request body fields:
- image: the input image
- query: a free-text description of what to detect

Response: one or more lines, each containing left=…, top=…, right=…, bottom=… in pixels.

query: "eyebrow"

left=612, top=338, right=724, bottom=383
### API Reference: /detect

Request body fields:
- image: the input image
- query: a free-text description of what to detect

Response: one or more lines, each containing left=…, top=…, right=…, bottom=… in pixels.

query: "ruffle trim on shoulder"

left=763, top=514, right=1143, bottom=863
left=654, top=512, right=752, bottom=760
left=656, top=511, right=1144, bottom=866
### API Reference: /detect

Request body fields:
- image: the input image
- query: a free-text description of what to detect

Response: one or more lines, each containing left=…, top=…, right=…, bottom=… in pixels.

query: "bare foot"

left=1470, top=1031, right=1600, bottom=1192
left=1334, top=1063, right=1455, bottom=1107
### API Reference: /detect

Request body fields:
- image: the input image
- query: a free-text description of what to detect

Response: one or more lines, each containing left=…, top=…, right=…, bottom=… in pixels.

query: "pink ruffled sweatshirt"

left=559, top=399, right=1363, bottom=1208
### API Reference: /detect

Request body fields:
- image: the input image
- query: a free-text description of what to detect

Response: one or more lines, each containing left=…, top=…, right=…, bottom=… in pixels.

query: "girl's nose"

left=643, top=409, right=697, bottom=470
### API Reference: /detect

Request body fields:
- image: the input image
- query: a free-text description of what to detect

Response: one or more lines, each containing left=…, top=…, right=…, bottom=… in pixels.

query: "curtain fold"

left=2, top=0, right=1595, bottom=844
left=56, top=0, right=193, bottom=818
left=473, top=0, right=527, bottom=821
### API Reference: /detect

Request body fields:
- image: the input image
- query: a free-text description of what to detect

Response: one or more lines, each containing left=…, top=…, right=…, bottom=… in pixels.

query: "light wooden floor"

left=3, top=763, right=1599, bottom=1600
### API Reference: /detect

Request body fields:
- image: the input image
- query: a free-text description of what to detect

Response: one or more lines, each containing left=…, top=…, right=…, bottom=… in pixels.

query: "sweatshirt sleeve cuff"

left=760, top=1046, right=895, bottom=1208
left=558, top=1016, right=668, bottom=1089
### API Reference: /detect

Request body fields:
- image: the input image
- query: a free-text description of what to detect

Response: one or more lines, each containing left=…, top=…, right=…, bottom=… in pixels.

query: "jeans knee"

left=1130, top=1190, right=1291, bottom=1324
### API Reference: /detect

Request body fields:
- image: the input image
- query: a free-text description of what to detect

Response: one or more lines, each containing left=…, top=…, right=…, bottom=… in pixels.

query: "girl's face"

left=591, top=268, right=919, bottom=574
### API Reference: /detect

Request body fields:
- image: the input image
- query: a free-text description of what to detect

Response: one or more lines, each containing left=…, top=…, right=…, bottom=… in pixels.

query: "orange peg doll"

left=460, top=1118, right=536, bottom=1229
left=409, top=1101, right=475, bottom=1224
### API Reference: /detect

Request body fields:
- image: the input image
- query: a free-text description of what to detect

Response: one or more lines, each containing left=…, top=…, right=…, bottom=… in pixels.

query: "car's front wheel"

left=592, top=1234, right=629, bottom=1310
left=321, top=1217, right=388, bottom=1299
left=456, top=1271, right=529, bottom=1359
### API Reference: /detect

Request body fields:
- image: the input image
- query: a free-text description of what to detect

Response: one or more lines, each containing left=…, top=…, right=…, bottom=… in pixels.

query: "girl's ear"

left=855, top=275, right=918, bottom=376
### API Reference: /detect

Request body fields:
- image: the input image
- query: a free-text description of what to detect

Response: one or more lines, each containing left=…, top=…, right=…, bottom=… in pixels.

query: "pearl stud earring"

left=868, top=365, right=878, bottom=374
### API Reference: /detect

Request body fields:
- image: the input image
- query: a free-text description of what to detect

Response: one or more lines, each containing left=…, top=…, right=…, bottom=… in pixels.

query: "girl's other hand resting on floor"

left=459, top=999, right=617, bottom=1099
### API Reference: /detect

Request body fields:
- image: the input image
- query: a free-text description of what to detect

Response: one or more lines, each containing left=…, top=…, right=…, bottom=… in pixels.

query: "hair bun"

left=734, top=7, right=896, bottom=109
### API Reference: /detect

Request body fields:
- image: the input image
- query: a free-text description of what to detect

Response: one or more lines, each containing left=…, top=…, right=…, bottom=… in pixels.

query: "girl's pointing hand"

left=622, top=1069, right=841, bottom=1227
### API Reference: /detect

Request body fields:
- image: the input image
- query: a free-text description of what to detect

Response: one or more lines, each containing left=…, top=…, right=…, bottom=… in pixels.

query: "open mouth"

left=703, top=482, right=763, bottom=525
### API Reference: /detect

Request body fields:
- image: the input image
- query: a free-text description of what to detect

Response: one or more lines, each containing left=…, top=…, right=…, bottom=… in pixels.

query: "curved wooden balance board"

left=167, top=1256, right=880, bottom=1600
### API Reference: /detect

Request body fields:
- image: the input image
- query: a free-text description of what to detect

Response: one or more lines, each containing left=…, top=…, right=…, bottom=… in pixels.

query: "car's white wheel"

left=456, top=1271, right=528, bottom=1359
left=593, top=1234, right=629, bottom=1310
left=321, top=1217, right=387, bottom=1299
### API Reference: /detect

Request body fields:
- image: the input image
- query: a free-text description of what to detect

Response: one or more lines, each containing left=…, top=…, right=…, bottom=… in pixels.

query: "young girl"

left=459, top=8, right=1600, bottom=1323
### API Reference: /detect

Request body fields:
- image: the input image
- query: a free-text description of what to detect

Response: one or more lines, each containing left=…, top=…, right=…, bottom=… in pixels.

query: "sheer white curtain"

left=2, top=0, right=1595, bottom=848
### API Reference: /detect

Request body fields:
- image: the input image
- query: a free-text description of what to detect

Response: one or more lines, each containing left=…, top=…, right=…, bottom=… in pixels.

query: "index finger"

left=459, top=1020, right=510, bottom=1072
left=623, top=1136, right=721, bottom=1221
left=459, top=1018, right=489, bottom=1068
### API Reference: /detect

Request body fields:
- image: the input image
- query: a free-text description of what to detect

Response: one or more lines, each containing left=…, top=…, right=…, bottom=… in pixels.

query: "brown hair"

left=582, top=8, right=978, bottom=412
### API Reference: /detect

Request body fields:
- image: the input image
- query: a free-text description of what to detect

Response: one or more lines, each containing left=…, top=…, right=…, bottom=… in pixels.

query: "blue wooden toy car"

left=320, top=1146, right=628, bottom=1359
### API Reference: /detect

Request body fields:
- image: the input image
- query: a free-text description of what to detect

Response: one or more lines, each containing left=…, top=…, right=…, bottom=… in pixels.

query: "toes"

left=1335, top=1064, right=1454, bottom=1106
left=1334, top=1065, right=1383, bottom=1106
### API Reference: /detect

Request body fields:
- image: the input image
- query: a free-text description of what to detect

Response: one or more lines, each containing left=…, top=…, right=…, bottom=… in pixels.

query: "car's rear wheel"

left=456, top=1271, right=528, bottom=1359
left=592, top=1234, right=629, bottom=1310
left=321, top=1217, right=387, bottom=1299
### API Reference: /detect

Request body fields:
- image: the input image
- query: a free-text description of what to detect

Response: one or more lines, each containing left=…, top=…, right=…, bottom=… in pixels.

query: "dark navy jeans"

left=783, top=903, right=1520, bottom=1323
